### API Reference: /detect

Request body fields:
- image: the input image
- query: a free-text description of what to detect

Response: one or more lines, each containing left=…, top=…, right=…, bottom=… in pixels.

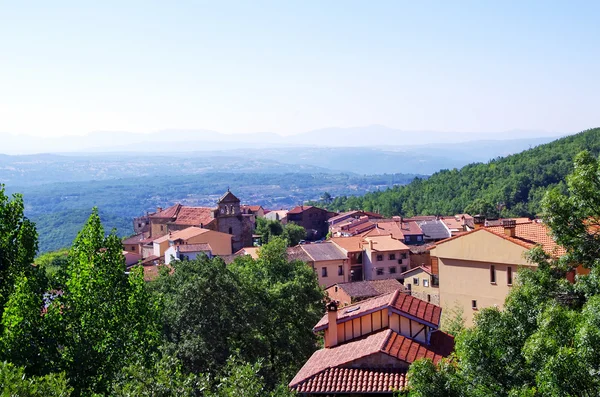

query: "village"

left=120, top=189, right=587, bottom=396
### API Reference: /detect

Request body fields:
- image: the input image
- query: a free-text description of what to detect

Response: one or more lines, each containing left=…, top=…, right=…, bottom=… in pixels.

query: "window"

left=334, top=286, right=338, bottom=292
left=228, top=227, right=233, bottom=234
left=490, top=265, right=496, bottom=284
left=322, top=267, right=328, bottom=277
left=417, top=235, right=423, bottom=241
left=160, top=225, right=164, bottom=231
left=389, top=267, right=397, bottom=274
left=507, top=266, right=513, bottom=285
left=138, top=223, right=142, bottom=228
left=401, top=253, right=407, bottom=259
left=389, top=253, right=396, bottom=260
left=423, top=278, right=429, bottom=287
left=131, top=246, right=136, bottom=251
left=413, top=277, right=419, bottom=286
left=401, top=266, right=407, bottom=273
left=432, top=275, right=439, bottom=286
left=338, top=265, right=344, bottom=276
left=405, top=235, right=411, bottom=242
left=427, top=294, right=431, bottom=302
left=472, top=300, right=478, bottom=310
left=376, top=268, right=384, bottom=276
left=377, top=254, right=383, bottom=261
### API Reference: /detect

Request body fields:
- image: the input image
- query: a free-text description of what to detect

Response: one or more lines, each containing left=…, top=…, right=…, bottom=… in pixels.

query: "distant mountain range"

left=0, top=125, right=567, bottom=155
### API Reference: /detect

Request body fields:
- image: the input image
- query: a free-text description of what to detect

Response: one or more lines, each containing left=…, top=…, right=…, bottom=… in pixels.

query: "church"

left=136, top=190, right=254, bottom=252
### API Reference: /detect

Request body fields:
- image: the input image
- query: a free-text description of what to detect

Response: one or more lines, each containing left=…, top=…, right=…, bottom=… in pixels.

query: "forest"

left=314, top=128, right=600, bottom=218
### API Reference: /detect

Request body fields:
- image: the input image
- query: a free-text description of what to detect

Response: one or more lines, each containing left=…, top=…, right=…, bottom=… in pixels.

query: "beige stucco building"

left=153, top=226, right=233, bottom=258
left=430, top=221, right=564, bottom=326
left=401, top=266, right=439, bottom=306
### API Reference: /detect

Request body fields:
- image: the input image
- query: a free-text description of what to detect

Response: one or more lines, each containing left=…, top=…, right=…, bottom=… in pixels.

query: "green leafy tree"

left=282, top=222, right=306, bottom=246
left=255, top=217, right=284, bottom=244
left=404, top=151, right=600, bottom=396
left=45, top=208, right=160, bottom=395
left=0, top=361, right=72, bottom=397
left=229, top=237, right=324, bottom=385
left=0, top=185, right=38, bottom=325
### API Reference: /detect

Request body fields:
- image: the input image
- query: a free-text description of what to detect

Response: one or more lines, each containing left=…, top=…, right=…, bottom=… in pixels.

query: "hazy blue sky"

left=1, top=1, right=598, bottom=137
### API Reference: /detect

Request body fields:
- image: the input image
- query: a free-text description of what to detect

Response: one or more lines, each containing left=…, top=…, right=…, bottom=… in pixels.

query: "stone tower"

left=215, top=190, right=252, bottom=252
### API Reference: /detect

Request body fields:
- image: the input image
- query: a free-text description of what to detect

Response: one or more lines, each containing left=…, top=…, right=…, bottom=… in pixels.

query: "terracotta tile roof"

left=314, top=292, right=394, bottom=330
left=153, top=227, right=211, bottom=244
left=486, top=222, right=566, bottom=257
left=390, top=292, right=441, bottom=327
left=123, top=251, right=142, bottom=267
left=330, top=236, right=365, bottom=253
left=302, top=242, right=348, bottom=262
left=484, top=217, right=532, bottom=227
left=290, top=328, right=453, bottom=391
left=404, top=215, right=437, bottom=222
left=241, top=205, right=262, bottom=212
left=290, top=330, right=391, bottom=388
left=122, top=234, right=147, bottom=245
left=288, top=205, right=315, bottom=215
left=293, top=367, right=406, bottom=394
left=218, top=191, right=240, bottom=203
left=171, top=207, right=214, bottom=226
left=315, top=290, right=441, bottom=330
left=177, top=243, right=211, bottom=253
left=364, top=235, right=410, bottom=252
left=149, top=204, right=181, bottom=219
left=328, top=211, right=361, bottom=224
left=334, top=279, right=404, bottom=299
left=287, top=246, right=314, bottom=262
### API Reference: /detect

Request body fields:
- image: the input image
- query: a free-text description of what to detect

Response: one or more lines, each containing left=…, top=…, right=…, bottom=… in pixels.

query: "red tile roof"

left=288, top=205, right=314, bottom=214
left=177, top=243, right=212, bottom=253
left=293, top=367, right=406, bottom=394
left=486, top=222, right=566, bottom=257
left=330, top=236, right=365, bottom=253
left=149, top=204, right=181, bottom=219
left=290, top=329, right=453, bottom=392
left=315, top=290, right=441, bottom=331
left=391, top=292, right=441, bottom=327
left=171, top=207, right=214, bottom=226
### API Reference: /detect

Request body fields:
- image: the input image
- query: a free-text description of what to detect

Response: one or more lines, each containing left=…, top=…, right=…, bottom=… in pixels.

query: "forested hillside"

left=319, top=128, right=600, bottom=218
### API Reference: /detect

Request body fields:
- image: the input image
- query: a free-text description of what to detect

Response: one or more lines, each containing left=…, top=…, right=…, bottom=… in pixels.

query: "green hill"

left=319, top=128, right=600, bottom=218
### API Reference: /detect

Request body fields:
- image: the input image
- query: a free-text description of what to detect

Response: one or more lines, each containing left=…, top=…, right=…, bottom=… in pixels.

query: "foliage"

left=0, top=361, right=72, bottom=397
left=255, top=218, right=306, bottom=246
left=0, top=185, right=38, bottom=328
left=152, top=237, right=323, bottom=389
left=404, top=151, right=600, bottom=397
left=35, top=249, right=69, bottom=276
left=440, top=302, right=465, bottom=337
left=316, top=128, right=600, bottom=218
left=42, top=209, right=160, bottom=395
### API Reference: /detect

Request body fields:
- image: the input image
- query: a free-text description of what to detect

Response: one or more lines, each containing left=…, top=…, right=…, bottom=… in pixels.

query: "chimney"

left=325, top=301, right=339, bottom=348
left=368, top=239, right=374, bottom=251
left=502, top=219, right=517, bottom=237
left=474, top=214, right=485, bottom=229
left=157, top=207, right=163, bottom=213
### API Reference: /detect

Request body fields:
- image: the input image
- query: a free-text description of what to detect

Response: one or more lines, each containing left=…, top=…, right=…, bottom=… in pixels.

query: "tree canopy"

left=403, top=150, right=600, bottom=397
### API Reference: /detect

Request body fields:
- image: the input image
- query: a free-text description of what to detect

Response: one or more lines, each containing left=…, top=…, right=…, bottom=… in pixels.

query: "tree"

left=255, top=217, right=284, bottom=245
left=0, top=185, right=38, bottom=326
left=404, top=151, right=600, bottom=396
left=44, top=209, right=160, bottom=395
left=0, top=361, right=72, bottom=397
left=282, top=222, right=306, bottom=246
left=229, top=237, right=324, bottom=386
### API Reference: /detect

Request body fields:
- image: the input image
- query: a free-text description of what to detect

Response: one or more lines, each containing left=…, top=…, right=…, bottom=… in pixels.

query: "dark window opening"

left=490, top=265, right=496, bottom=283
left=507, top=266, right=513, bottom=285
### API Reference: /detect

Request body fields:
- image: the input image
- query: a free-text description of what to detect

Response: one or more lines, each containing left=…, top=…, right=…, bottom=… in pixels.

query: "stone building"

left=140, top=190, right=253, bottom=252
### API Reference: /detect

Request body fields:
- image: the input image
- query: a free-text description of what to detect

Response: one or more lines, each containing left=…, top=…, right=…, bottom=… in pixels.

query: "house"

left=234, top=246, right=260, bottom=259
left=415, top=219, right=451, bottom=242
left=362, top=236, right=410, bottom=281
left=301, top=242, right=349, bottom=287
left=362, top=218, right=425, bottom=245
left=326, top=279, right=404, bottom=306
left=287, top=205, right=337, bottom=240
left=152, top=226, right=233, bottom=258
left=330, top=236, right=367, bottom=281
left=430, top=219, right=567, bottom=325
left=241, top=205, right=265, bottom=218
left=401, top=266, right=439, bottom=305
left=328, top=211, right=383, bottom=234
left=122, top=234, right=154, bottom=255
left=289, top=291, right=454, bottom=395
left=123, top=251, right=142, bottom=267
left=336, top=216, right=377, bottom=237
left=144, top=190, right=254, bottom=252
left=264, top=209, right=288, bottom=224
left=164, top=243, right=212, bottom=264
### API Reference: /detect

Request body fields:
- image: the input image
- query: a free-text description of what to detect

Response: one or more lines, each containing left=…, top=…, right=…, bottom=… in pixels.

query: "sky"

left=1, top=1, right=599, bottom=138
